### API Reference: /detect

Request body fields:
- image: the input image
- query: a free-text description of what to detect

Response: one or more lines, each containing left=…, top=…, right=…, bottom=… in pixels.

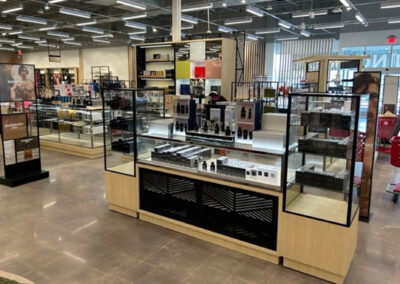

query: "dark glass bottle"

left=210, top=162, right=215, bottom=172
left=249, top=130, right=253, bottom=140
left=225, top=126, right=231, bottom=136
left=202, top=161, right=207, bottom=171
left=237, top=127, right=242, bottom=138
left=176, top=103, right=181, bottom=113
left=243, top=129, right=248, bottom=139
left=175, top=121, right=180, bottom=130
left=240, top=107, right=246, bottom=119
left=248, top=108, right=252, bottom=119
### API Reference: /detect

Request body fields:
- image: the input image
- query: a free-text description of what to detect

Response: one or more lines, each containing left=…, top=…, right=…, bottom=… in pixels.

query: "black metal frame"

left=283, top=92, right=368, bottom=227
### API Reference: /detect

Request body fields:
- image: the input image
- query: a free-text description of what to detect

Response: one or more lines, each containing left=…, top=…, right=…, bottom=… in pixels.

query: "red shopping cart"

left=385, top=136, right=400, bottom=203
left=377, top=116, right=399, bottom=153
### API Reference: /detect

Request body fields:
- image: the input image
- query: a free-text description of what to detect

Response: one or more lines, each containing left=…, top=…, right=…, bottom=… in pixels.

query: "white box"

left=148, top=118, right=173, bottom=137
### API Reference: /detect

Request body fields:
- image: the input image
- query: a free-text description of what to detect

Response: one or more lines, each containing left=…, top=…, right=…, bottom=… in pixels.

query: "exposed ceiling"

left=0, top=0, right=399, bottom=51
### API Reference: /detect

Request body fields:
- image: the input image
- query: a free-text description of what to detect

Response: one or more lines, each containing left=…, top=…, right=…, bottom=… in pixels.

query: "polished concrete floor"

left=0, top=150, right=399, bottom=284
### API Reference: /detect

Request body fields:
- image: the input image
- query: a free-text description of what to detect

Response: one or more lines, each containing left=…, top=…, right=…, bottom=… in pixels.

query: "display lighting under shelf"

left=181, top=2, right=213, bottom=12
left=82, top=26, right=104, bottom=34
left=181, top=14, right=198, bottom=24
left=16, top=15, right=47, bottom=25
left=255, top=27, right=280, bottom=35
left=245, top=5, right=264, bottom=17
left=0, top=24, right=12, bottom=30
left=388, top=17, right=400, bottom=24
left=122, top=12, right=147, bottom=20
left=2, top=4, right=23, bottom=14
left=313, top=22, right=345, bottom=29
left=381, top=1, right=400, bottom=9
left=116, top=0, right=146, bottom=10
left=218, top=25, right=233, bottom=33
left=59, top=7, right=91, bottom=19
left=278, top=20, right=292, bottom=29
left=225, top=17, right=252, bottom=25
left=125, top=21, right=146, bottom=30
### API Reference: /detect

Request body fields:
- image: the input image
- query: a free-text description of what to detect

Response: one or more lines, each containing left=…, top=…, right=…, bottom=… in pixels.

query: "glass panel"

left=391, top=45, right=400, bottom=67
left=364, top=45, right=391, bottom=68
left=307, top=62, right=319, bottom=72
left=341, top=46, right=365, bottom=56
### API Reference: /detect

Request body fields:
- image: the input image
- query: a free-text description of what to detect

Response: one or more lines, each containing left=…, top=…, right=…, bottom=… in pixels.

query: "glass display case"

left=102, top=88, right=165, bottom=176
left=33, top=103, right=106, bottom=149
left=283, top=93, right=369, bottom=226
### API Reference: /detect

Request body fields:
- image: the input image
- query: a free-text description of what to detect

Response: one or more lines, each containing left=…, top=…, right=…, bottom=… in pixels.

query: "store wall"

left=339, top=29, right=400, bottom=48
left=0, top=52, right=23, bottom=64
left=23, top=49, right=79, bottom=68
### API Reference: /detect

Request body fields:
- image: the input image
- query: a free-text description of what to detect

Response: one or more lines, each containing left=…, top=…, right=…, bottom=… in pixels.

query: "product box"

left=205, top=59, right=222, bottom=79
left=148, top=118, right=173, bottom=137
left=194, top=66, right=206, bottom=78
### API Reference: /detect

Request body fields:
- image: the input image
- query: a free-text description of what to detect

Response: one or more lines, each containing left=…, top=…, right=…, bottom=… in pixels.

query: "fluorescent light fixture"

left=122, top=13, right=147, bottom=20
left=93, top=38, right=110, bottom=44
left=82, top=26, right=104, bottom=34
left=116, top=0, right=146, bottom=10
left=34, top=40, right=47, bottom=44
left=355, top=12, right=367, bottom=25
left=11, top=42, right=23, bottom=46
left=9, top=30, right=23, bottom=35
left=2, top=4, right=23, bottom=14
left=255, top=27, right=280, bottom=34
left=225, top=17, right=252, bottom=25
left=129, top=30, right=146, bottom=34
left=39, top=26, right=57, bottom=31
left=49, top=0, right=66, bottom=3
left=39, top=43, right=57, bottom=47
left=181, top=24, right=194, bottom=30
left=276, top=36, right=299, bottom=41
left=61, top=37, right=75, bottom=41
left=0, top=38, right=15, bottom=43
left=314, top=22, right=345, bottom=29
left=278, top=20, right=292, bottom=29
left=64, top=41, right=81, bottom=46
left=125, top=21, right=146, bottom=30
left=300, top=29, right=311, bottom=37
left=139, top=44, right=172, bottom=48
left=77, top=20, right=97, bottom=26
left=59, top=7, right=91, bottom=19
left=129, top=34, right=145, bottom=41
left=18, top=34, right=41, bottom=41
left=388, top=17, right=400, bottom=24
left=92, top=33, right=113, bottom=38
left=246, top=34, right=259, bottom=41
left=339, top=0, right=351, bottom=8
left=0, top=24, right=12, bottom=30
left=292, top=9, right=328, bottom=18
left=246, top=6, right=264, bottom=17
left=222, top=2, right=227, bottom=8
left=18, top=45, right=34, bottom=49
left=218, top=25, right=233, bottom=33
left=381, top=1, right=400, bottom=9
left=181, top=3, right=213, bottom=12
left=16, top=15, right=47, bottom=25
left=181, top=14, right=198, bottom=24
left=0, top=47, right=15, bottom=51
left=47, top=31, right=70, bottom=37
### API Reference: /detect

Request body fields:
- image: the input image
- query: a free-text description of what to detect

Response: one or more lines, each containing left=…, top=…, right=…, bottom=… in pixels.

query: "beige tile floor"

left=0, top=150, right=400, bottom=284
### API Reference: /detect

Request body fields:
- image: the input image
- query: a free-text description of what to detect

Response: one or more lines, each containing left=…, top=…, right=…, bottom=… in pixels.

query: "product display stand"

left=0, top=63, right=49, bottom=187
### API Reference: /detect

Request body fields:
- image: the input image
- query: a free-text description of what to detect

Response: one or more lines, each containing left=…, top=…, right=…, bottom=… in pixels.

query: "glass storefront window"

left=341, top=46, right=365, bottom=56
left=364, top=45, right=391, bottom=68
left=392, top=45, right=400, bottom=67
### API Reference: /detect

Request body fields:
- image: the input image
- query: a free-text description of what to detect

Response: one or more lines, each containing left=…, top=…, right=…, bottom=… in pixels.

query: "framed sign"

left=0, top=64, right=36, bottom=101
left=15, top=136, right=40, bottom=163
left=1, top=113, right=28, bottom=140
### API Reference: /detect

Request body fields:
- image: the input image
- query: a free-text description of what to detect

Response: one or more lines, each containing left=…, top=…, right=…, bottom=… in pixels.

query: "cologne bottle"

left=179, top=123, right=184, bottom=132
left=214, top=123, right=219, bottom=134
left=176, top=103, right=181, bottom=113
left=249, top=131, right=253, bottom=140
left=225, top=126, right=231, bottom=136
left=210, top=162, right=215, bottom=172
left=243, top=129, right=248, bottom=139
left=203, top=121, right=208, bottom=132
left=175, top=121, right=180, bottom=131
left=202, top=161, right=207, bottom=171
left=240, top=107, right=246, bottom=119
left=248, top=108, right=252, bottom=119
left=237, top=127, right=242, bottom=138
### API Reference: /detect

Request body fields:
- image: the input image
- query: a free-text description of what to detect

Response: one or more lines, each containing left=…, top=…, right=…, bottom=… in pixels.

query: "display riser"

left=40, top=140, right=104, bottom=159
left=0, top=170, right=49, bottom=187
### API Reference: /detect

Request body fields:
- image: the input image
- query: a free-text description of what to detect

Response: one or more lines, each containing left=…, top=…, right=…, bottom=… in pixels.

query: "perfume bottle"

left=243, top=129, right=248, bottom=139
left=225, top=126, right=231, bottom=136
left=249, top=131, right=253, bottom=140
left=175, top=121, right=180, bottom=131
left=202, top=121, right=208, bottom=132
left=176, top=103, right=181, bottom=113
left=202, top=161, right=207, bottom=171
left=237, top=127, right=242, bottom=138
left=214, top=123, right=219, bottom=134
left=179, top=123, right=184, bottom=132
left=248, top=108, right=252, bottom=119
left=210, top=162, right=215, bottom=172
left=240, top=107, right=246, bottom=119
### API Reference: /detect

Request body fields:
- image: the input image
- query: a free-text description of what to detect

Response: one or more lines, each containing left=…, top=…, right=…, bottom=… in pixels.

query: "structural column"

left=172, top=0, right=181, bottom=42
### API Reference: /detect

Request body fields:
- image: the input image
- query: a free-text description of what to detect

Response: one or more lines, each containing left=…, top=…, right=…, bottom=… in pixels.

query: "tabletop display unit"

left=280, top=92, right=369, bottom=283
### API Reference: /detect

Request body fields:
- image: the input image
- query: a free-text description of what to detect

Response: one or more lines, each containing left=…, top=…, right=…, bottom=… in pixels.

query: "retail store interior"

left=1, top=0, right=400, bottom=283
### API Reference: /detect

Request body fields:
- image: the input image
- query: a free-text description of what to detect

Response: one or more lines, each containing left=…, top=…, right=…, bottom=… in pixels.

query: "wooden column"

left=172, top=0, right=181, bottom=42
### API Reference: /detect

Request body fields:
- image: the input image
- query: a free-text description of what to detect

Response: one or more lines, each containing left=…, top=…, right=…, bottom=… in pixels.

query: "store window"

left=341, top=46, right=365, bottom=56
left=391, top=45, right=400, bottom=67
left=364, top=45, right=391, bottom=68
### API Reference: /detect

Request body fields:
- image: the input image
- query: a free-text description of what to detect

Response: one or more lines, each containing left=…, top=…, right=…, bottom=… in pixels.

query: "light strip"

left=388, top=17, right=400, bottom=24
left=59, top=7, right=91, bottom=19
left=278, top=20, right=291, bottom=29
left=39, top=26, right=57, bottom=31
left=181, top=14, right=198, bottom=24
left=39, top=43, right=57, bottom=48
left=77, top=20, right=97, bottom=26
left=34, top=40, right=47, bottom=44
left=0, top=47, right=15, bottom=51
left=218, top=25, right=233, bottom=33
left=246, top=6, right=264, bottom=17
left=246, top=34, right=259, bottom=41
left=355, top=12, right=367, bottom=25
left=300, top=29, right=311, bottom=37
left=64, top=41, right=81, bottom=46
left=61, top=37, right=75, bottom=41
left=0, top=38, right=15, bottom=43
left=255, top=27, right=280, bottom=34
left=47, top=31, right=70, bottom=37
left=49, top=0, right=66, bottom=3
left=11, top=42, right=23, bottom=46
left=18, top=34, right=41, bottom=41
left=139, top=44, right=172, bottom=48
left=82, top=26, right=104, bottom=34
left=9, top=30, right=23, bottom=35
left=116, top=0, right=146, bottom=10
left=129, top=34, right=145, bottom=41
left=181, top=3, right=213, bottom=12
left=92, top=33, right=113, bottom=38
left=339, top=0, right=351, bottom=8
left=276, top=36, right=299, bottom=41
left=129, top=30, right=146, bottom=34
left=93, top=38, right=110, bottom=44
left=0, top=24, right=12, bottom=30
left=314, top=22, right=345, bottom=29
left=225, top=17, right=252, bottom=25
left=18, top=45, right=34, bottom=49
left=381, top=1, right=400, bottom=9
left=125, top=21, right=146, bottom=30
left=181, top=24, right=194, bottom=30
left=2, top=4, right=23, bottom=14
left=292, top=9, right=328, bottom=18
left=16, top=15, right=47, bottom=25
left=122, top=13, right=147, bottom=20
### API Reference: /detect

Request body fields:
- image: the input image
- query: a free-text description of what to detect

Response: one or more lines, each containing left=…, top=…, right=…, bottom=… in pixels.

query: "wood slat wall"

left=244, top=42, right=266, bottom=82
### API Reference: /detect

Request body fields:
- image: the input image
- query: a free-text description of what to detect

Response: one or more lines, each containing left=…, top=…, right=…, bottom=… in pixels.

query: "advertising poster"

left=0, top=64, right=36, bottom=101
left=1, top=113, right=28, bottom=140
left=15, top=136, right=39, bottom=163
left=3, top=140, right=16, bottom=165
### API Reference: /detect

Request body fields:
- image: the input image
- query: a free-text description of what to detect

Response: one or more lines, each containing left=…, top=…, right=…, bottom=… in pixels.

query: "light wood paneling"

left=105, top=171, right=137, bottom=216
left=279, top=210, right=359, bottom=283
left=244, top=42, right=265, bottom=82
left=78, top=49, right=84, bottom=84
left=40, top=139, right=104, bottom=159
left=221, top=38, right=237, bottom=100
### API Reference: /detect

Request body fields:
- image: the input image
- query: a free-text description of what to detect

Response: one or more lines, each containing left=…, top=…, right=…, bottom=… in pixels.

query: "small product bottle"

left=243, top=129, right=248, bottom=139
left=175, top=121, right=180, bottom=131
left=237, top=127, right=242, bottom=138
left=179, top=123, right=184, bottom=132
left=203, top=121, right=208, bottom=132
left=225, top=126, right=231, bottom=136
left=214, top=123, right=219, bottom=134
left=210, top=162, right=216, bottom=172
left=240, top=106, right=246, bottom=119
left=176, top=103, right=181, bottom=114
left=248, top=108, right=252, bottom=119
left=202, top=161, right=207, bottom=171
left=249, top=130, right=253, bottom=140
